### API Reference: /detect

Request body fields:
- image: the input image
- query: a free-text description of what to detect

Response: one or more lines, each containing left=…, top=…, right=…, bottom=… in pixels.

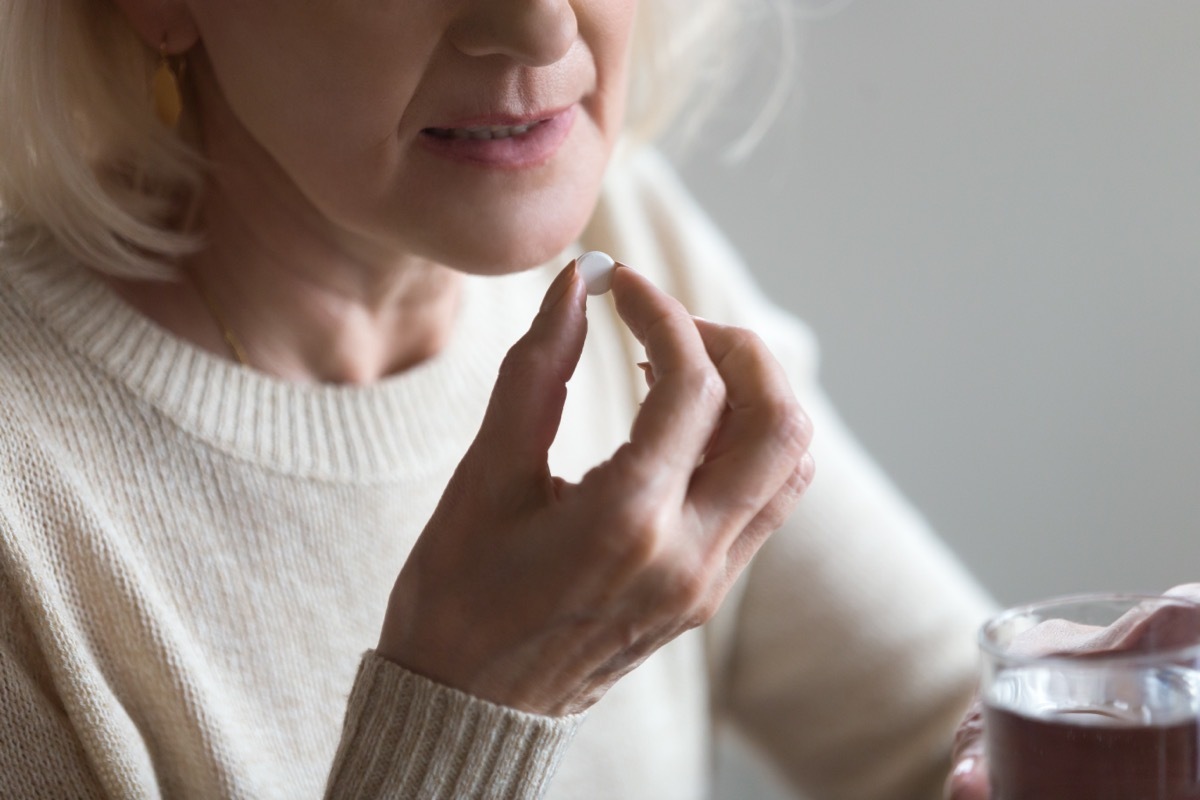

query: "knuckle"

left=716, top=326, right=769, bottom=371
left=614, top=447, right=666, bottom=491
left=781, top=450, right=815, bottom=494
left=666, top=547, right=728, bottom=615
left=681, top=366, right=726, bottom=410
left=605, top=502, right=669, bottom=568
left=797, top=452, right=816, bottom=486
left=613, top=620, right=639, bottom=652
left=684, top=588, right=723, bottom=629
left=769, top=400, right=812, bottom=457
left=660, top=564, right=709, bottom=620
left=692, top=595, right=722, bottom=627
left=765, top=457, right=814, bottom=525
left=754, top=494, right=795, bottom=536
left=675, top=567, right=709, bottom=609
left=728, top=326, right=768, bottom=357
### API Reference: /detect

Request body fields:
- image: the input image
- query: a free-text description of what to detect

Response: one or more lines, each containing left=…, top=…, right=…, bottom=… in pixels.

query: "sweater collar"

left=2, top=254, right=556, bottom=482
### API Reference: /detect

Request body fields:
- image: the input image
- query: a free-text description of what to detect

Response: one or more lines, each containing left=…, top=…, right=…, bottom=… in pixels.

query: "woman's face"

left=182, top=0, right=638, bottom=274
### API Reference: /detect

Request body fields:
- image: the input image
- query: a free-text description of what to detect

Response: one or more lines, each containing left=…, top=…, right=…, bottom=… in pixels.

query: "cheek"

left=193, top=7, right=437, bottom=199
left=190, top=0, right=638, bottom=271
left=584, top=0, right=639, bottom=149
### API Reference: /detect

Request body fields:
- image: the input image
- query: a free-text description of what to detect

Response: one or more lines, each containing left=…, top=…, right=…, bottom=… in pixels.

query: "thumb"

left=467, top=261, right=587, bottom=481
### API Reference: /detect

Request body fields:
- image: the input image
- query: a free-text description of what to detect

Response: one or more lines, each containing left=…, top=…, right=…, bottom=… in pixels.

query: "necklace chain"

left=190, top=272, right=250, bottom=367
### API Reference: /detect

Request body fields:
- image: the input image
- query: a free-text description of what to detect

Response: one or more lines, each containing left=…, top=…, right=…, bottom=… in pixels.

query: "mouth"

left=423, top=119, right=548, bottom=141
left=417, top=106, right=577, bottom=169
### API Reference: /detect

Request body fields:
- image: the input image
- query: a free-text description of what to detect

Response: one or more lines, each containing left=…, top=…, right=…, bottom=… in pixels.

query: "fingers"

left=612, top=270, right=811, bottom=551
left=1166, top=584, right=1200, bottom=603
left=723, top=452, right=815, bottom=575
left=610, top=266, right=726, bottom=482
left=1101, top=594, right=1200, bottom=654
left=945, top=694, right=990, bottom=799
left=468, top=262, right=587, bottom=483
left=945, top=757, right=990, bottom=800
left=1008, top=595, right=1200, bottom=658
left=686, top=318, right=812, bottom=546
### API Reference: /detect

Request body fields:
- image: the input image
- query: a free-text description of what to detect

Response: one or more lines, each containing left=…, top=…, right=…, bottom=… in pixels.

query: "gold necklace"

left=190, top=272, right=250, bottom=367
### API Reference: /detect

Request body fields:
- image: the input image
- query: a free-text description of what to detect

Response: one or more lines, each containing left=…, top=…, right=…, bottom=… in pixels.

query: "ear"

left=109, top=0, right=199, bottom=54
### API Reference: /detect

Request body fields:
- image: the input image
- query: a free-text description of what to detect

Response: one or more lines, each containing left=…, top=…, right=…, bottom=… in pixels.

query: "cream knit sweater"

left=0, top=148, right=992, bottom=799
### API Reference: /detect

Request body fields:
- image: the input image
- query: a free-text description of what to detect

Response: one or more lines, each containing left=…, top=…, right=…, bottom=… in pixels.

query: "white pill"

left=577, top=250, right=616, bottom=296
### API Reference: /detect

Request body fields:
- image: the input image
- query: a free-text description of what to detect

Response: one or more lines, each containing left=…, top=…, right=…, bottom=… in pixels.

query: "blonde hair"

left=0, top=0, right=749, bottom=280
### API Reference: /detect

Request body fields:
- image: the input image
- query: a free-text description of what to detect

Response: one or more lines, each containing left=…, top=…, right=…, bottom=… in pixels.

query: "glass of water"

left=980, top=593, right=1200, bottom=800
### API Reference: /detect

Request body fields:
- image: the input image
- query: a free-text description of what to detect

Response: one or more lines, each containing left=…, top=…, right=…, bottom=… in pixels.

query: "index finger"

left=609, top=266, right=726, bottom=478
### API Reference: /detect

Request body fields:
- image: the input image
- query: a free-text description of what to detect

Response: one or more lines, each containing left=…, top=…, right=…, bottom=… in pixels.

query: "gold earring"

left=153, top=41, right=184, bottom=128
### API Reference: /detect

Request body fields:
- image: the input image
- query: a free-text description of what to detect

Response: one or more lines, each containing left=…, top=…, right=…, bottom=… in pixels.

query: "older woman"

left=0, top=1, right=991, bottom=798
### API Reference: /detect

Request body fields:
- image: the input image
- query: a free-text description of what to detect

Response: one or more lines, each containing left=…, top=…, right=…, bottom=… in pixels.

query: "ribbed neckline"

left=1, top=254, right=553, bottom=483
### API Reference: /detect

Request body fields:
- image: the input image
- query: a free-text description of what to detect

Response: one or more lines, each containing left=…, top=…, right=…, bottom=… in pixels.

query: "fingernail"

left=952, top=758, right=976, bottom=778
left=636, top=361, right=654, bottom=386
left=541, top=261, right=578, bottom=313
left=611, top=261, right=637, bottom=284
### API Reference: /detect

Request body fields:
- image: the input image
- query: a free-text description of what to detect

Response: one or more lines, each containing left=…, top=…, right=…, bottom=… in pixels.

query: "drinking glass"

left=981, top=593, right=1200, bottom=800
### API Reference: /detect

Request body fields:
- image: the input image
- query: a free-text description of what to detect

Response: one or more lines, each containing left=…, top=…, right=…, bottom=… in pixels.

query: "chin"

left=424, top=198, right=597, bottom=277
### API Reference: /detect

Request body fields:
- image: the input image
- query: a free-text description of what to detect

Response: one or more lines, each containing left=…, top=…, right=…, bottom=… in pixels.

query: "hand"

left=376, top=260, right=814, bottom=716
left=945, top=584, right=1200, bottom=799
left=945, top=694, right=988, bottom=800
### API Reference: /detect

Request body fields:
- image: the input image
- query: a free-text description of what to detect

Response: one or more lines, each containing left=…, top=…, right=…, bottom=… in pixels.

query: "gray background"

left=676, top=1, right=1200, bottom=796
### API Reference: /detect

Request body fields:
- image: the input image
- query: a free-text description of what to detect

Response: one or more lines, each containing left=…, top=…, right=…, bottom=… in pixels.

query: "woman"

left=0, top=0, right=991, bottom=797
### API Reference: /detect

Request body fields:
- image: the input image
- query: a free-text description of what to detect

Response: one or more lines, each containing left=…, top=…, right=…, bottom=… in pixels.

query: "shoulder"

left=0, top=329, right=82, bottom=524
left=0, top=257, right=108, bottom=495
left=0, top=281, right=51, bottom=435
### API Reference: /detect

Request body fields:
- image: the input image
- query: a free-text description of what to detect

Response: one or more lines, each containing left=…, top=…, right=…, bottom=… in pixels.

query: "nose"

left=449, top=0, right=578, bottom=67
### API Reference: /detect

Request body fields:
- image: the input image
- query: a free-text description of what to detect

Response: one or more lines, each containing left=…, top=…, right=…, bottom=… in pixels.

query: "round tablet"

left=577, top=250, right=616, bottom=296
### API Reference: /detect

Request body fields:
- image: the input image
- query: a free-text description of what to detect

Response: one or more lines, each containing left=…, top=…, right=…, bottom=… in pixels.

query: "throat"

left=246, top=274, right=466, bottom=385
left=101, top=265, right=466, bottom=386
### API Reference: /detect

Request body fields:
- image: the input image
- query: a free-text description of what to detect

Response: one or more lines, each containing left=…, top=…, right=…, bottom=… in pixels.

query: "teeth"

left=431, top=121, right=541, bottom=140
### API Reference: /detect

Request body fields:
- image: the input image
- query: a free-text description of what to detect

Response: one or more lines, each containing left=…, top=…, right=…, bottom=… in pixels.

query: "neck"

left=106, top=60, right=466, bottom=385
left=107, top=195, right=465, bottom=385
left=190, top=231, right=464, bottom=385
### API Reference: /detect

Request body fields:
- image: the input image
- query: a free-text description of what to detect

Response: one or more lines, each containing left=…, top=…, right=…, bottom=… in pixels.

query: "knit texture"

left=0, top=148, right=993, bottom=799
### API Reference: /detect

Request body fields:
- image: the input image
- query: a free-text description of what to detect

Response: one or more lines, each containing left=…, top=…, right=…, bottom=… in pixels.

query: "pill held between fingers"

left=577, top=250, right=616, bottom=296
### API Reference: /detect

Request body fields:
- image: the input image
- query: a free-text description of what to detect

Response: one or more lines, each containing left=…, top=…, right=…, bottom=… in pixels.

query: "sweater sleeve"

left=325, top=652, right=582, bottom=799
left=0, top=414, right=581, bottom=800
left=0, top=554, right=581, bottom=800
left=585, top=147, right=995, bottom=799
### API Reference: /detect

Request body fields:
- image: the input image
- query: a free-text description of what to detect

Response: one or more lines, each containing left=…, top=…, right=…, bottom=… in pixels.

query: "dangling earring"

left=153, top=40, right=184, bottom=129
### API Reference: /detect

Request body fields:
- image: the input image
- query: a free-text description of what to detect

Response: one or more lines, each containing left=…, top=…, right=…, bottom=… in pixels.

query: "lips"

left=424, top=120, right=545, bottom=141
left=418, top=105, right=577, bottom=169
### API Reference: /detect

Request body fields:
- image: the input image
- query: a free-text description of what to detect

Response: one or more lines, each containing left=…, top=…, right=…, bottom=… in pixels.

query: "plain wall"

left=684, top=1, right=1200, bottom=797
left=680, top=0, right=1200, bottom=609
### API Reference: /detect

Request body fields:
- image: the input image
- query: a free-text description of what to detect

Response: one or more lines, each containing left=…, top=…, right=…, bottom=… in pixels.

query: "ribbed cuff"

left=325, top=651, right=583, bottom=799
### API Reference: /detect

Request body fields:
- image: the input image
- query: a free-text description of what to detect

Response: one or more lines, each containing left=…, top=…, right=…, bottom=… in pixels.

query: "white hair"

left=0, top=1, right=204, bottom=279
left=0, top=0, right=750, bottom=280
